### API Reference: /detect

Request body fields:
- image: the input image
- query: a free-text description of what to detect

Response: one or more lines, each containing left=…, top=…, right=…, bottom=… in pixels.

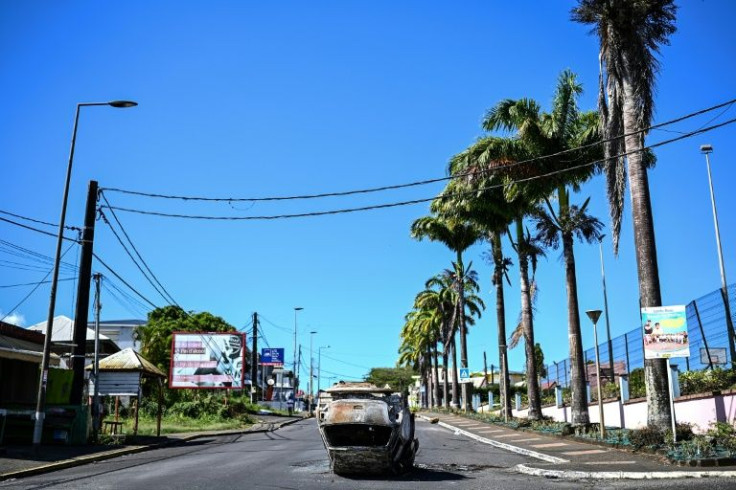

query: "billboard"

left=170, top=332, right=246, bottom=389
left=642, top=305, right=690, bottom=360
left=261, top=348, right=285, bottom=366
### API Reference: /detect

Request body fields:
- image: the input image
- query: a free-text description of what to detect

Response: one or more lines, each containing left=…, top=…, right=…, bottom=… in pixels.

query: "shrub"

left=629, top=368, right=646, bottom=399
left=679, top=368, right=736, bottom=396
left=628, top=426, right=666, bottom=449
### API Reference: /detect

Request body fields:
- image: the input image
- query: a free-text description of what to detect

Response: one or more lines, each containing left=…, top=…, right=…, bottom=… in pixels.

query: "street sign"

left=459, top=368, right=470, bottom=383
left=261, top=348, right=285, bottom=366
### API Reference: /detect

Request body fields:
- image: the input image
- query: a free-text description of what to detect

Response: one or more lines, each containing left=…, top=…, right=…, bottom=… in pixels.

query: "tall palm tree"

left=534, top=194, right=603, bottom=424
left=476, top=70, right=604, bottom=421
left=439, top=153, right=516, bottom=419
left=572, top=0, right=677, bottom=431
left=411, top=216, right=481, bottom=410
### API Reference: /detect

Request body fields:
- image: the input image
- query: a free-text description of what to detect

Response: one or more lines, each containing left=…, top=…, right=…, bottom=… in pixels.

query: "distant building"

left=28, top=315, right=119, bottom=368
left=88, top=319, right=146, bottom=352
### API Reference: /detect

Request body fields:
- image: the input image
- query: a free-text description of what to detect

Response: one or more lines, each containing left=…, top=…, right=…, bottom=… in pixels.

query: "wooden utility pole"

left=251, top=312, right=258, bottom=403
left=483, top=351, right=488, bottom=387
left=70, top=180, right=98, bottom=404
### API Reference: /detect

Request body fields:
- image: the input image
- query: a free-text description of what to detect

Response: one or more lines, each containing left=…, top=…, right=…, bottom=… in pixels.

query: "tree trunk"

left=442, top=347, right=449, bottom=409
left=517, top=219, right=542, bottom=419
left=622, top=69, right=671, bottom=431
left=426, top=348, right=434, bottom=409
left=491, top=232, right=512, bottom=418
left=433, top=343, right=441, bottom=408
left=560, top=187, right=590, bottom=425
left=457, top=251, right=470, bottom=412
left=451, top=336, right=459, bottom=408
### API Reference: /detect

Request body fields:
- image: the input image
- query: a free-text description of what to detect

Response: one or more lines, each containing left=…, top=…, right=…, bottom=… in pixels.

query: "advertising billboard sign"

left=642, top=305, right=690, bottom=360
left=261, top=348, right=285, bottom=366
left=170, top=332, right=246, bottom=389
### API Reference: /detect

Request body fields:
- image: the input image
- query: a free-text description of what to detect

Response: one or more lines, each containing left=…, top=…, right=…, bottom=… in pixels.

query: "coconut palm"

left=411, top=216, right=482, bottom=410
left=572, top=0, right=677, bottom=431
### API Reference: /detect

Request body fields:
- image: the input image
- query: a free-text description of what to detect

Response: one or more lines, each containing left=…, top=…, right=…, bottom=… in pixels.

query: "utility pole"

left=251, top=312, right=258, bottom=404
left=92, top=273, right=102, bottom=441
left=296, top=345, right=302, bottom=407
left=70, top=180, right=98, bottom=405
left=483, top=351, right=488, bottom=387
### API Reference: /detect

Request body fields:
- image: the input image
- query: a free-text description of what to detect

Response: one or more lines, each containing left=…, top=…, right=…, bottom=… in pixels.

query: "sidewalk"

left=421, top=412, right=736, bottom=480
left=0, top=416, right=303, bottom=481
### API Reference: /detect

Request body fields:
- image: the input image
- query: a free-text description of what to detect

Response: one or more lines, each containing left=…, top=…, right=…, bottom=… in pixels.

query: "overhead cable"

left=100, top=98, right=735, bottom=202
left=101, top=116, right=736, bottom=221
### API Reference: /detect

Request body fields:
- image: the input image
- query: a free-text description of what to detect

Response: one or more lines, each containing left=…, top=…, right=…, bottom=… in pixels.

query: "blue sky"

left=1, top=1, right=735, bottom=385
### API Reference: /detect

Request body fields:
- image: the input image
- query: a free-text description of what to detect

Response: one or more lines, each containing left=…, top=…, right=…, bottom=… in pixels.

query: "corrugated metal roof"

left=86, top=347, right=166, bottom=378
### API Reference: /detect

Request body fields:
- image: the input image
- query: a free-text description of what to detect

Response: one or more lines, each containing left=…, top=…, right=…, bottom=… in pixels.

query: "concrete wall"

left=511, top=390, right=736, bottom=433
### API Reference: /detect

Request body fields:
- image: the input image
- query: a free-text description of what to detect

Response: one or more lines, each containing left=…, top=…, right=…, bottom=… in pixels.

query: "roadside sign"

left=261, top=348, right=285, bottom=366
left=459, top=368, right=470, bottom=382
left=641, top=305, right=690, bottom=359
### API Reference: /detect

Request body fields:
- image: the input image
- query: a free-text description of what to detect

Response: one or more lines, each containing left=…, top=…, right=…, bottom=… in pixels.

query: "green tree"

left=411, top=215, right=482, bottom=411
left=572, top=0, right=677, bottom=431
left=439, top=152, right=516, bottom=419
left=365, top=367, right=417, bottom=392
left=137, top=305, right=239, bottom=374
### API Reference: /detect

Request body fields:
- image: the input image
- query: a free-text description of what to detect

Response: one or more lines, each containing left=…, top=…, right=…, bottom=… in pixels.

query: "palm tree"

left=438, top=152, right=516, bottom=419
left=534, top=194, right=603, bottom=424
left=572, top=0, right=677, bottom=431
left=411, top=216, right=481, bottom=410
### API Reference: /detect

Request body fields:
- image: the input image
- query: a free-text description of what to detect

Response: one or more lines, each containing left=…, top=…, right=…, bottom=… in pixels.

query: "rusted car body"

left=318, top=382, right=418, bottom=475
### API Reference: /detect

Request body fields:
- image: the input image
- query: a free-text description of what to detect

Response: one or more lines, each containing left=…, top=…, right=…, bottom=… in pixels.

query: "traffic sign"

left=459, top=368, right=470, bottom=381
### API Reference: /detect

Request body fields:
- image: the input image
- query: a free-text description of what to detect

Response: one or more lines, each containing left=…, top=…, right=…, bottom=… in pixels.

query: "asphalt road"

left=2, top=419, right=735, bottom=490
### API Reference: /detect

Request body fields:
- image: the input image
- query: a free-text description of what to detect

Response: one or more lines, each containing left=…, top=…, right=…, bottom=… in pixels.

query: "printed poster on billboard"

left=641, top=305, right=690, bottom=360
left=170, top=332, right=246, bottom=389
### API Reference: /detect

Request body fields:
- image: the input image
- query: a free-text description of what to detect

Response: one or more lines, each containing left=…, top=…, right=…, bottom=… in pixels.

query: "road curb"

left=0, top=417, right=305, bottom=482
left=514, top=463, right=736, bottom=480
left=418, top=415, right=566, bottom=464
left=419, top=414, right=736, bottom=480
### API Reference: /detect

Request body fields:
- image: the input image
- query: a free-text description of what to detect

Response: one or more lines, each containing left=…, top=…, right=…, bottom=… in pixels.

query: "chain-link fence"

left=541, top=284, right=736, bottom=389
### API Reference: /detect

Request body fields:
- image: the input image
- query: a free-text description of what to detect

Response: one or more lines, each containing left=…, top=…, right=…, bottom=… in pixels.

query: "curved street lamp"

left=33, top=100, right=137, bottom=448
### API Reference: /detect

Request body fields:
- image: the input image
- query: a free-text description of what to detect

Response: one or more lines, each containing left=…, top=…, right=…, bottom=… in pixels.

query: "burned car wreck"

left=317, top=382, right=418, bottom=475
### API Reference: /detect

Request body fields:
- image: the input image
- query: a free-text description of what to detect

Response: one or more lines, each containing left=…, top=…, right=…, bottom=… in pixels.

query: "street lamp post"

left=309, top=331, right=317, bottom=416
left=318, top=345, right=330, bottom=395
left=33, top=100, right=137, bottom=448
left=586, top=310, right=605, bottom=440
left=700, top=144, right=735, bottom=368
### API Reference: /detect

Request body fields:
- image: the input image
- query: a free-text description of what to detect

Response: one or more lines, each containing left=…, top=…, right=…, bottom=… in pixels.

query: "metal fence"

left=541, top=284, right=736, bottom=389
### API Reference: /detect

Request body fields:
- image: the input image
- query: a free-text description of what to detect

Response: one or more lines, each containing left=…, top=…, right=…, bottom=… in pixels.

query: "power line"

left=0, top=209, right=81, bottom=232
left=0, top=242, right=76, bottom=323
left=99, top=192, right=181, bottom=306
left=100, top=98, right=735, bottom=203
left=92, top=252, right=159, bottom=310
left=100, top=116, right=736, bottom=222
left=98, top=207, right=178, bottom=307
left=0, top=216, right=80, bottom=242
left=0, top=277, right=75, bottom=289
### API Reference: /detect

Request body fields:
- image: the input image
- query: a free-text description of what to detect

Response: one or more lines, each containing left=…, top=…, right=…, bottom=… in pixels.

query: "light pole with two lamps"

left=33, top=100, right=137, bottom=448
